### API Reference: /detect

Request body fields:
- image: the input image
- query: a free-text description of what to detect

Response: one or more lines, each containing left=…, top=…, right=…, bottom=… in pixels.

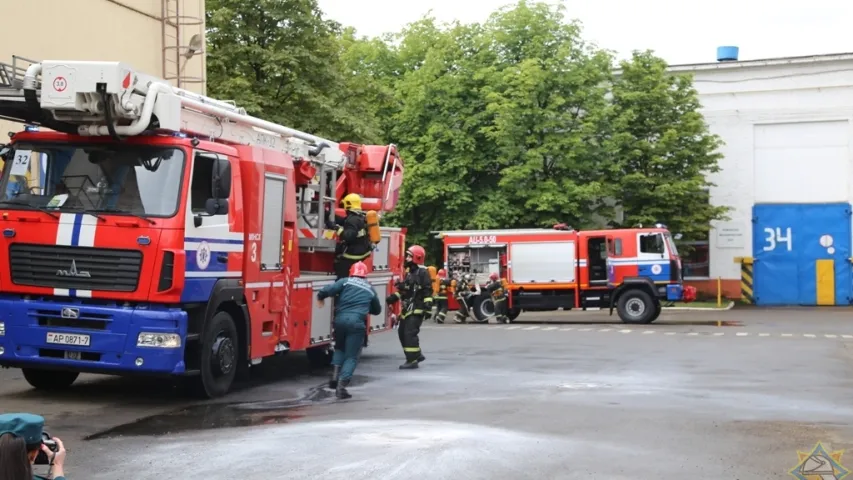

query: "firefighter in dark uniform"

left=485, top=272, right=510, bottom=324
left=433, top=269, right=453, bottom=324
left=453, top=272, right=478, bottom=323
left=326, top=193, right=372, bottom=280
left=386, top=245, right=433, bottom=369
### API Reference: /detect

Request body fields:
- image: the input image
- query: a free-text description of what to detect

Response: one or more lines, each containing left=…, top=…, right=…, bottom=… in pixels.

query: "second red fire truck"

left=438, top=225, right=697, bottom=324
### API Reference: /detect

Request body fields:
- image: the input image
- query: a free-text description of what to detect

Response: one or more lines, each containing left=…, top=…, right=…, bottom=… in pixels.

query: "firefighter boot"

left=328, top=365, right=340, bottom=389
left=400, top=351, right=420, bottom=369
left=336, top=378, right=352, bottom=400
left=418, top=354, right=426, bottom=363
left=454, top=312, right=466, bottom=324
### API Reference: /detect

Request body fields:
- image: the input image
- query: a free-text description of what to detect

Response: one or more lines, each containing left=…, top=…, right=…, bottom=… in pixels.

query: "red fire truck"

left=0, top=59, right=407, bottom=398
left=438, top=225, right=696, bottom=324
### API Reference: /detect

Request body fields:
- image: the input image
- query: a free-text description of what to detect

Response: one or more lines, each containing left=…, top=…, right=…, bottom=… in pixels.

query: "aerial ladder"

left=0, top=58, right=404, bottom=251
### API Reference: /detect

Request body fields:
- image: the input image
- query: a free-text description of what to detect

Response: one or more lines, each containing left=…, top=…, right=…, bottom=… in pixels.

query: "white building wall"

left=682, top=57, right=853, bottom=280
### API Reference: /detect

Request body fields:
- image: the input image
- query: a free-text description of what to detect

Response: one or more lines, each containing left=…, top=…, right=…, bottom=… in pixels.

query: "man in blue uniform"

left=317, top=261, right=382, bottom=399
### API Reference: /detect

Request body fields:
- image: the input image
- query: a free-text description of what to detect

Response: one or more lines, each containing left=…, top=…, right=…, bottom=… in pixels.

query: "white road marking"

left=419, top=324, right=853, bottom=341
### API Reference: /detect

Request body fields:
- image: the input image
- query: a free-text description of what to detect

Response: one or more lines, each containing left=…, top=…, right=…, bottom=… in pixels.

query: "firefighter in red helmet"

left=433, top=268, right=453, bottom=324
left=485, top=272, right=510, bottom=324
left=386, top=245, right=433, bottom=369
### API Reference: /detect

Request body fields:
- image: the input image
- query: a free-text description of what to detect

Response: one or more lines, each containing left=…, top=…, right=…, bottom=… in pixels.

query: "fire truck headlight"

left=0, top=321, right=5, bottom=336
left=137, top=332, right=181, bottom=348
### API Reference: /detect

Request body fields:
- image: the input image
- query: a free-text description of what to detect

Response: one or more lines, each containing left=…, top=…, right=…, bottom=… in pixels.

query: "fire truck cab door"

left=588, top=235, right=609, bottom=285
left=185, top=151, right=238, bottom=293
left=605, top=235, right=621, bottom=285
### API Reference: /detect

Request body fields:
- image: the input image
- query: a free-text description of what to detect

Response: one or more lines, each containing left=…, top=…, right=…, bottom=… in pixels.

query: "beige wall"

left=0, top=0, right=205, bottom=136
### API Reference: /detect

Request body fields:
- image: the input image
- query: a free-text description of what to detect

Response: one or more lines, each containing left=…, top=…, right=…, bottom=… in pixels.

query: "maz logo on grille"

left=60, top=307, right=80, bottom=319
left=56, top=260, right=91, bottom=278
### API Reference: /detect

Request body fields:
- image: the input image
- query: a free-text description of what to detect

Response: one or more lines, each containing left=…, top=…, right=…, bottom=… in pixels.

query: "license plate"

left=64, top=351, right=81, bottom=360
left=46, top=332, right=91, bottom=347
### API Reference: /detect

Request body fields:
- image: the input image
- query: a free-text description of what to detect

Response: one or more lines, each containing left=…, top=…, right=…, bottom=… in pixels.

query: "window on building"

left=681, top=187, right=713, bottom=279
left=682, top=241, right=710, bottom=279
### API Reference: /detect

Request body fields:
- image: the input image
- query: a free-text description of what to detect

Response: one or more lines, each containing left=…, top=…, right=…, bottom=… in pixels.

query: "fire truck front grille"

left=9, top=244, right=143, bottom=292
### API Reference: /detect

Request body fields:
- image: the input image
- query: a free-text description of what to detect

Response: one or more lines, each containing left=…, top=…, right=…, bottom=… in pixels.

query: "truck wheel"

left=616, top=289, right=656, bottom=324
left=650, top=301, right=662, bottom=322
left=473, top=296, right=493, bottom=323
left=193, top=310, right=239, bottom=399
left=507, top=308, right=521, bottom=321
left=306, top=345, right=333, bottom=368
left=22, top=368, right=79, bottom=390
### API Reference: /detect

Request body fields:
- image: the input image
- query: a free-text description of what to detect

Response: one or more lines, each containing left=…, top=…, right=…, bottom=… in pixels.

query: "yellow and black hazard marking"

left=735, top=257, right=754, bottom=304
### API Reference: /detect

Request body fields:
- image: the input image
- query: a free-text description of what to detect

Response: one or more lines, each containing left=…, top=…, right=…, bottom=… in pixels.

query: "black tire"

left=306, top=345, right=333, bottom=368
left=472, top=296, right=493, bottom=323
left=616, top=289, right=656, bottom=324
left=21, top=368, right=79, bottom=390
left=507, top=308, right=521, bottom=321
left=192, top=310, right=239, bottom=399
left=650, top=301, right=662, bottom=322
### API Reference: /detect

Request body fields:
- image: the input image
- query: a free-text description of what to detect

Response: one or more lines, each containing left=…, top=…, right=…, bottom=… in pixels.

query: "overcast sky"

left=317, top=0, right=853, bottom=65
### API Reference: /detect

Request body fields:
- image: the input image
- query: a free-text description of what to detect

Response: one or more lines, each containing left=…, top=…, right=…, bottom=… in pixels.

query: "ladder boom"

left=6, top=60, right=346, bottom=168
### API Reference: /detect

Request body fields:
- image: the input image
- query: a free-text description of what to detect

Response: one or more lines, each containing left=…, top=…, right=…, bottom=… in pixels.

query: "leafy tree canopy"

left=205, top=0, right=730, bottom=254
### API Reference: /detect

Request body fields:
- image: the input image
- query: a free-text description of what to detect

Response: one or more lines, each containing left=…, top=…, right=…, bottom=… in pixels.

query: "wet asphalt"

left=4, top=307, right=853, bottom=479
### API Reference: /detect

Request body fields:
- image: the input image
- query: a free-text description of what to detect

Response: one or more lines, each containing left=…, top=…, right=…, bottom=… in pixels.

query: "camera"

left=34, top=431, right=57, bottom=465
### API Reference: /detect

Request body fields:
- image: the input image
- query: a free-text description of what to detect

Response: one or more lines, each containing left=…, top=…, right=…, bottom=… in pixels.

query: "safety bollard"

left=733, top=257, right=754, bottom=304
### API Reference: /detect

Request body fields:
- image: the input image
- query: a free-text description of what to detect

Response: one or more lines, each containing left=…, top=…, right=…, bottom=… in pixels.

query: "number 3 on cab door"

left=763, top=227, right=792, bottom=252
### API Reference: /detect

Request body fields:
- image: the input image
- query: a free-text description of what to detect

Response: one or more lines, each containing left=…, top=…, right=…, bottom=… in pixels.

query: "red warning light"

left=122, top=72, right=131, bottom=89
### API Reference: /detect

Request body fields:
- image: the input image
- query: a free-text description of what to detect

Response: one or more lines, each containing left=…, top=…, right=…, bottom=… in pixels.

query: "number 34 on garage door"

left=752, top=203, right=852, bottom=306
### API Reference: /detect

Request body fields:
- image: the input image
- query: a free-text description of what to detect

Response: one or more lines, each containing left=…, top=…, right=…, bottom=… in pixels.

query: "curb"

left=663, top=301, right=735, bottom=311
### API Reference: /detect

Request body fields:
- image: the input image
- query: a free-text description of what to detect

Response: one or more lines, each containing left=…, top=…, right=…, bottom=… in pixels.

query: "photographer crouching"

left=0, top=413, right=67, bottom=480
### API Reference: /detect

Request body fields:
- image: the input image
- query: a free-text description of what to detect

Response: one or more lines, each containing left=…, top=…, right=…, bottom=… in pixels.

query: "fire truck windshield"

left=0, top=143, right=185, bottom=218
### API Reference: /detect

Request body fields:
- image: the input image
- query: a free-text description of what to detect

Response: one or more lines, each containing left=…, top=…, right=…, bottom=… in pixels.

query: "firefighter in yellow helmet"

left=326, top=193, right=373, bottom=280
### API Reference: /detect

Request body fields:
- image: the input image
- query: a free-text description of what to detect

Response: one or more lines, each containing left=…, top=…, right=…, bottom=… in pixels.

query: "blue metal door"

left=752, top=203, right=852, bottom=306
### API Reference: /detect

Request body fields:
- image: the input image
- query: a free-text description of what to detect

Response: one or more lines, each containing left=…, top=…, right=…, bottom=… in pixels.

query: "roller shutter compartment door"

left=752, top=203, right=852, bottom=306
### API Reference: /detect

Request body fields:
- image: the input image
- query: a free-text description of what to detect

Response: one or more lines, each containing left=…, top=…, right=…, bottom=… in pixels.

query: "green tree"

left=205, top=0, right=372, bottom=141
left=479, top=1, right=614, bottom=229
left=605, top=50, right=730, bottom=246
left=385, top=2, right=617, bottom=246
left=382, top=18, right=500, bottom=246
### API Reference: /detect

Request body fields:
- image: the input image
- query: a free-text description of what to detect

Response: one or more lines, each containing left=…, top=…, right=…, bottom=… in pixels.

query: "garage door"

left=752, top=203, right=852, bottom=305
left=751, top=120, right=852, bottom=306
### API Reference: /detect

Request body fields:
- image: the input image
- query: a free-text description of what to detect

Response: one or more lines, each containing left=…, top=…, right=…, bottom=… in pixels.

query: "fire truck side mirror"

left=211, top=157, right=232, bottom=199
left=205, top=197, right=229, bottom=216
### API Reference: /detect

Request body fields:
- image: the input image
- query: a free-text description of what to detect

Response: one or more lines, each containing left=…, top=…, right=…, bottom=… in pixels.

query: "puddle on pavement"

left=86, top=376, right=368, bottom=440
left=557, top=382, right=613, bottom=390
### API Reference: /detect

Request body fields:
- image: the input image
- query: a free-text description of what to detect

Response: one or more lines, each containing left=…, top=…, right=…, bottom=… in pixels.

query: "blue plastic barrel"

left=717, top=46, right=739, bottom=62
